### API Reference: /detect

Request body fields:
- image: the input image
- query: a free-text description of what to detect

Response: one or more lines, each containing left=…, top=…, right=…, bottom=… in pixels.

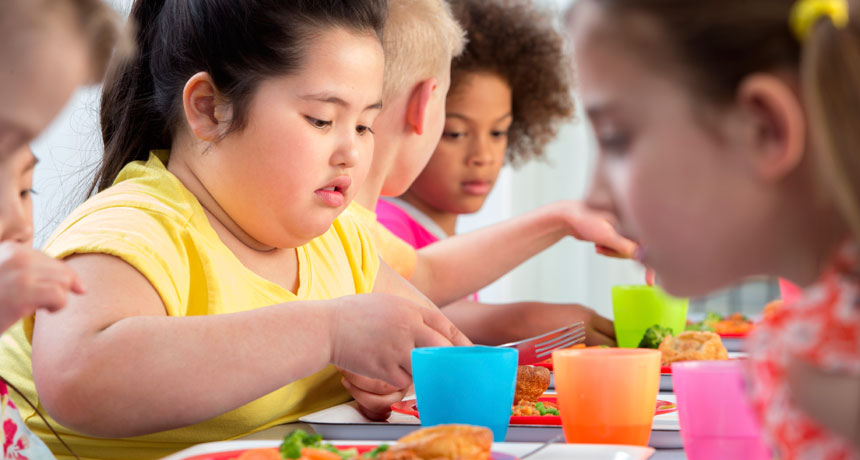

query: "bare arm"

left=32, top=254, right=464, bottom=437
left=409, top=201, right=635, bottom=306
left=787, top=358, right=860, bottom=447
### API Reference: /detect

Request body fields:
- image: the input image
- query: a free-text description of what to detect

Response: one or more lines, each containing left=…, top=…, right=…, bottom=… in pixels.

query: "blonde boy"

left=343, top=0, right=633, bottom=421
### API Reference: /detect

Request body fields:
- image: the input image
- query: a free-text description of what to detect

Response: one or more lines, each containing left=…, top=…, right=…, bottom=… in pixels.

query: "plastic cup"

left=673, top=360, right=771, bottom=460
left=553, top=348, right=661, bottom=446
left=411, top=346, right=518, bottom=441
left=612, top=285, right=689, bottom=348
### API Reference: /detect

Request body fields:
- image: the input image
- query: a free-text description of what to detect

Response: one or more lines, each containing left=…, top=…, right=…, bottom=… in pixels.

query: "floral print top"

left=0, top=382, right=54, bottom=459
left=747, top=241, right=860, bottom=460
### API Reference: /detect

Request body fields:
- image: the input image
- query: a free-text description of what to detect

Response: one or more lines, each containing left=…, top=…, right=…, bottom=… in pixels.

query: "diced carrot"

left=235, top=448, right=281, bottom=460
left=299, top=447, right=342, bottom=460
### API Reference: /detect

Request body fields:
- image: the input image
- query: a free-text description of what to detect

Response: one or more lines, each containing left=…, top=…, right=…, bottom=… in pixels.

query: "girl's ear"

left=736, top=73, right=806, bottom=182
left=182, top=72, right=232, bottom=142
left=406, top=77, right=438, bottom=135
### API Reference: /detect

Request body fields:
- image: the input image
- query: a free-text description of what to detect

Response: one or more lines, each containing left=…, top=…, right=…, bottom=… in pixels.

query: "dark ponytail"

left=92, top=0, right=388, bottom=194
left=95, top=0, right=169, bottom=194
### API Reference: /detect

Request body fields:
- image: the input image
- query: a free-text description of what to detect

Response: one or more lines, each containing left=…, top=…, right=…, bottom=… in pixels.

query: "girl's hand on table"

left=0, top=241, right=84, bottom=332
left=339, top=368, right=410, bottom=421
left=328, top=293, right=470, bottom=389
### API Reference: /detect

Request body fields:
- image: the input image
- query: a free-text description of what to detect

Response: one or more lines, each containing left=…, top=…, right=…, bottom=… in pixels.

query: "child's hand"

left=557, top=201, right=637, bottom=259
left=339, top=368, right=410, bottom=421
left=328, top=293, right=470, bottom=389
left=0, top=242, right=84, bottom=332
left=512, top=302, right=616, bottom=347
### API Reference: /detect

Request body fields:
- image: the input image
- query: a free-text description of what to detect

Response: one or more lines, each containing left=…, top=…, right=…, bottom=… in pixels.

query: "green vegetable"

left=684, top=321, right=714, bottom=332
left=638, top=324, right=673, bottom=349
left=685, top=312, right=722, bottom=332
left=367, top=445, right=390, bottom=458
left=280, top=430, right=323, bottom=459
left=535, top=402, right=560, bottom=416
left=279, top=429, right=388, bottom=459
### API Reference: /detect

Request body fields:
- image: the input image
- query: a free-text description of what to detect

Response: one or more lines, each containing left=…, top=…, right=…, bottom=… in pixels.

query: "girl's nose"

left=0, top=199, right=33, bottom=244
left=331, top=132, right=361, bottom=169
left=467, top=135, right=495, bottom=167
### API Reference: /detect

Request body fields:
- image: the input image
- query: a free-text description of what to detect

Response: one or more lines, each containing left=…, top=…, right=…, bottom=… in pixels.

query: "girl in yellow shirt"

left=0, top=1, right=469, bottom=459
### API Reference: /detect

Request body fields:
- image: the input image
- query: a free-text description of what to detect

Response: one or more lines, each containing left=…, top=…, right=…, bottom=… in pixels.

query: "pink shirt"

left=376, top=199, right=440, bottom=249
left=376, top=198, right=478, bottom=301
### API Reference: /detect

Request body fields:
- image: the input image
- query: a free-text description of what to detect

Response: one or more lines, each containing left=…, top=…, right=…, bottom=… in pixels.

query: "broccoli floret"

left=638, top=324, right=673, bottom=348
left=704, top=311, right=722, bottom=326
left=281, top=430, right=323, bottom=459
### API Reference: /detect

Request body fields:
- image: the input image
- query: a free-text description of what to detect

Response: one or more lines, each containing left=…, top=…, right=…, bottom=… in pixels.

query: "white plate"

left=159, top=439, right=655, bottom=460
left=299, top=395, right=682, bottom=449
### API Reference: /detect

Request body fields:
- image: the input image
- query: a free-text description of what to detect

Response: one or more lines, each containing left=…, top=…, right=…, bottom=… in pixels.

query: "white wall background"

left=30, top=0, right=645, bottom=320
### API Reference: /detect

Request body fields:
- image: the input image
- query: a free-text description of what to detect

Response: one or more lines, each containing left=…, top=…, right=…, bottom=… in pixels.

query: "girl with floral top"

left=566, top=0, right=860, bottom=457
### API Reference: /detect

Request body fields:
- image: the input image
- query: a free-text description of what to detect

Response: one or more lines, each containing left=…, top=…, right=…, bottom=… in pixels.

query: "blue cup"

left=411, top=346, right=518, bottom=441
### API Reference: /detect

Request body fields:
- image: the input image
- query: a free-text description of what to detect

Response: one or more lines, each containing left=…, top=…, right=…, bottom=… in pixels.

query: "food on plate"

left=686, top=312, right=754, bottom=335
left=512, top=399, right=559, bottom=416
left=638, top=324, right=674, bottom=349
left=239, top=425, right=492, bottom=460
left=383, top=424, right=492, bottom=460
left=514, top=365, right=550, bottom=403
left=511, top=365, right=555, bottom=417
left=658, top=331, right=729, bottom=365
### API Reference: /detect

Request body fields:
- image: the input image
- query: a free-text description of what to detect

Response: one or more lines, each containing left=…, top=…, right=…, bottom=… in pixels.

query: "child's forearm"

left=410, top=202, right=570, bottom=306
left=32, top=300, right=338, bottom=438
left=787, top=358, right=860, bottom=447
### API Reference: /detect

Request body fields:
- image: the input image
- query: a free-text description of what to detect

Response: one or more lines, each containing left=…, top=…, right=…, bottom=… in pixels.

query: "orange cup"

left=553, top=348, right=661, bottom=446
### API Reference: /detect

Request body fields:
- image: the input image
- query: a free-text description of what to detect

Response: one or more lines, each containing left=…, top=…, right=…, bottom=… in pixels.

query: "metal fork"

left=496, top=322, right=586, bottom=365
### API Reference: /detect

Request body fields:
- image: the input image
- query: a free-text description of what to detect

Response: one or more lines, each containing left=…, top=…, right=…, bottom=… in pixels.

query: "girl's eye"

left=306, top=116, right=333, bottom=129
left=20, top=188, right=35, bottom=199
left=490, top=130, right=509, bottom=139
left=597, top=134, right=631, bottom=154
left=442, top=131, right=465, bottom=140
left=356, top=125, right=375, bottom=136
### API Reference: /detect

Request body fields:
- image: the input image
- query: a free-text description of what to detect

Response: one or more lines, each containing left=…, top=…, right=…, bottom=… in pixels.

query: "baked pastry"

left=381, top=424, right=492, bottom=460
left=514, top=365, right=550, bottom=403
left=658, top=331, right=728, bottom=365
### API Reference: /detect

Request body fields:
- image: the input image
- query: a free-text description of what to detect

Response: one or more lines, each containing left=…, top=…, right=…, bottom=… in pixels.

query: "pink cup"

left=672, top=360, right=771, bottom=460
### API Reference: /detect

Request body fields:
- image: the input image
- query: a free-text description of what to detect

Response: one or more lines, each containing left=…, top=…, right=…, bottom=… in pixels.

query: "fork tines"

left=534, top=324, right=587, bottom=359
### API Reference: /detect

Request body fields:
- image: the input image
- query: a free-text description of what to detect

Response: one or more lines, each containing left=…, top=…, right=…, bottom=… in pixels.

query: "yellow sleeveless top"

left=0, top=152, right=379, bottom=459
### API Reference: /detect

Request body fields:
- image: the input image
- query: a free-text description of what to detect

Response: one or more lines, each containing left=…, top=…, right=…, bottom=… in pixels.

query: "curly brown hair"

left=449, top=0, right=575, bottom=164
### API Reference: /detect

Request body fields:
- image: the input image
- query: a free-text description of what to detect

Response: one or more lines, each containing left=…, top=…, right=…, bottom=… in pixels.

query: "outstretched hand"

left=0, top=242, right=84, bottom=333
left=559, top=201, right=636, bottom=259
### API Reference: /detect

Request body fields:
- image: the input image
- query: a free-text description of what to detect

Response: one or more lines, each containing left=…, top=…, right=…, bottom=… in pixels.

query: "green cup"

left=612, top=285, right=689, bottom=348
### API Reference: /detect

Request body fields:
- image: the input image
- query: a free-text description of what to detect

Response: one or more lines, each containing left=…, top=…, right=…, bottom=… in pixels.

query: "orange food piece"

left=763, top=300, right=783, bottom=320
left=712, top=313, right=754, bottom=335
left=299, top=447, right=342, bottom=460
left=235, top=449, right=281, bottom=460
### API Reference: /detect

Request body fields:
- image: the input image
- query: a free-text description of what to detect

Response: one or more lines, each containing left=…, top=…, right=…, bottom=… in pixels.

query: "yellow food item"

left=658, top=331, right=728, bottom=365
left=382, top=425, right=492, bottom=460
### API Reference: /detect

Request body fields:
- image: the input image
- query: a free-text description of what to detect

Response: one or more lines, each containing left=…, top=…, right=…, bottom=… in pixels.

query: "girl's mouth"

left=461, top=180, right=492, bottom=196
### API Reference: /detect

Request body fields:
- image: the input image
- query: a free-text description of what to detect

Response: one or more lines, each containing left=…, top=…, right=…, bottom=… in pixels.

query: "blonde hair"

left=0, top=0, right=130, bottom=82
left=803, top=0, right=860, bottom=239
left=382, top=0, right=466, bottom=100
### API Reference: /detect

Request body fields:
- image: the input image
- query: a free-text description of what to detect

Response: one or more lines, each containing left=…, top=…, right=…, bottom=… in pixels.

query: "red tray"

left=181, top=445, right=517, bottom=460
left=391, top=396, right=676, bottom=426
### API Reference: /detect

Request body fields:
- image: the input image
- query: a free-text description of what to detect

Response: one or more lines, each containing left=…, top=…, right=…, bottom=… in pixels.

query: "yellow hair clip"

left=790, top=0, right=850, bottom=42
